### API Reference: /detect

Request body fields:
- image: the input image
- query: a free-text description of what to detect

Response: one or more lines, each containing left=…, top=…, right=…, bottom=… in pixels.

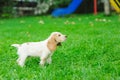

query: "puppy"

left=11, top=32, right=67, bottom=67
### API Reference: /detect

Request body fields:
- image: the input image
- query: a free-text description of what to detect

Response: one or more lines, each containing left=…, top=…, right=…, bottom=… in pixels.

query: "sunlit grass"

left=0, top=14, right=120, bottom=80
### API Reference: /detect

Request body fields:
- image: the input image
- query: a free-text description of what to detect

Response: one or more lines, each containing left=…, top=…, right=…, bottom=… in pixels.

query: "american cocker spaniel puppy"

left=11, top=32, right=67, bottom=67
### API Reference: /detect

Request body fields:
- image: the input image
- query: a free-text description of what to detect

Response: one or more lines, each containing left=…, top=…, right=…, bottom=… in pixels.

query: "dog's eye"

left=58, top=34, right=61, bottom=36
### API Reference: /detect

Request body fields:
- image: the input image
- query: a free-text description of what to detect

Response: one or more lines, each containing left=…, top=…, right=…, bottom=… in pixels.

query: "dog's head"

left=50, top=32, right=67, bottom=44
left=47, top=32, right=67, bottom=51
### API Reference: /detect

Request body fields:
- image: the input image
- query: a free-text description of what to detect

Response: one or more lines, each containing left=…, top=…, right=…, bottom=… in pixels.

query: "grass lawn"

left=0, top=13, right=120, bottom=80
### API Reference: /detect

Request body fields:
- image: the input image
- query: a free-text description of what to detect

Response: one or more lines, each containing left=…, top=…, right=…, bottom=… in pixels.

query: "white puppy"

left=11, top=32, right=67, bottom=67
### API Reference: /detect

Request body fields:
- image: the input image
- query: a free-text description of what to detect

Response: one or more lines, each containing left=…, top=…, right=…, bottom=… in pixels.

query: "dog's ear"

left=57, top=42, right=62, bottom=46
left=47, top=35, right=57, bottom=51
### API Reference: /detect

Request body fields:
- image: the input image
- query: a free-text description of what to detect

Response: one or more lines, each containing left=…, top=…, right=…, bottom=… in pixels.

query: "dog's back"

left=11, top=41, right=50, bottom=57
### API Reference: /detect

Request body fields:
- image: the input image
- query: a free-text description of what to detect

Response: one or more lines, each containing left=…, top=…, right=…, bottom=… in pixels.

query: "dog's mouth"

left=57, top=42, right=61, bottom=46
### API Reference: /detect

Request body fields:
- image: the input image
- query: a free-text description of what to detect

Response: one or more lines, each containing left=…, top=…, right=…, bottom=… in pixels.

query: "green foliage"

left=0, top=0, right=72, bottom=17
left=0, top=14, right=120, bottom=79
left=0, top=0, right=14, bottom=18
left=53, top=0, right=72, bottom=7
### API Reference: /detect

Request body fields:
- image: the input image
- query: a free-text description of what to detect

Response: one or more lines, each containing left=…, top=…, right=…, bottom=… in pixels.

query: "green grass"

left=0, top=13, right=120, bottom=80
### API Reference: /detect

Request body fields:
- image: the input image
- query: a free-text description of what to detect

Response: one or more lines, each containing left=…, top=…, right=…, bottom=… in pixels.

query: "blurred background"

left=0, top=0, right=119, bottom=18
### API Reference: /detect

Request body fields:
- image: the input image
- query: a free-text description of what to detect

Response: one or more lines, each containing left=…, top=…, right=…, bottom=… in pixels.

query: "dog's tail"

left=11, top=44, right=21, bottom=48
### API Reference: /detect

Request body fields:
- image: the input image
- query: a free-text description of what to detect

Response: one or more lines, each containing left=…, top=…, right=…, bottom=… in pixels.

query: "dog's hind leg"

left=46, top=57, right=52, bottom=64
left=18, top=55, right=27, bottom=67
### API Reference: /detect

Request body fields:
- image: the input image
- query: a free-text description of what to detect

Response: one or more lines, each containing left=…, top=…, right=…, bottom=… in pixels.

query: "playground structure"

left=110, top=0, right=120, bottom=13
left=12, top=0, right=119, bottom=16
left=52, top=0, right=120, bottom=17
left=52, top=0, right=83, bottom=17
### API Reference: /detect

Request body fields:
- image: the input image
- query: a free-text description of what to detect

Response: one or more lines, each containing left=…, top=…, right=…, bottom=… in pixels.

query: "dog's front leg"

left=47, top=57, right=52, bottom=64
left=39, top=53, right=48, bottom=66
left=40, top=57, right=47, bottom=66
